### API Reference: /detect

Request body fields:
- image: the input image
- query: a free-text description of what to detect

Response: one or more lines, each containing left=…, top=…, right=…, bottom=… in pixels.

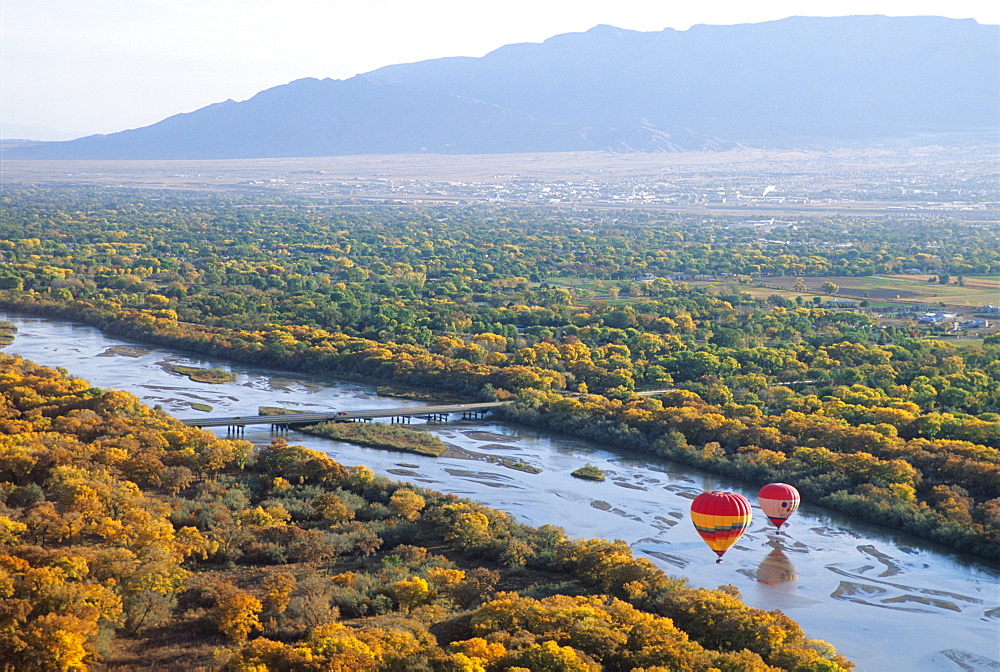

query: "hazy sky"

left=3, top=0, right=998, bottom=140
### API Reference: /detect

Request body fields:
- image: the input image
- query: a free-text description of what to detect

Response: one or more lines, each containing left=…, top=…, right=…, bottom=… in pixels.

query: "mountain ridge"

left=8, top=15, right=997, bottom=160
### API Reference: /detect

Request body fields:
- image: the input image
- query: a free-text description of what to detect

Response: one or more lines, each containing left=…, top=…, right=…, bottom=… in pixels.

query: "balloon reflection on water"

left=756, top=547, right=798, bottom=586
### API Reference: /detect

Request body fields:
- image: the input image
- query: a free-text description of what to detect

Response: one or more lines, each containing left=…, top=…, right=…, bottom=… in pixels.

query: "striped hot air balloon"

left=690, top=491, right=752, bottom=562
left=757, top=482, right=801, bottom=531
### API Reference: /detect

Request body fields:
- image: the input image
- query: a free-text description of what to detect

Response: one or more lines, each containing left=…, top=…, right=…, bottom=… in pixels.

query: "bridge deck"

left=180, top=401, right=511, bottom=428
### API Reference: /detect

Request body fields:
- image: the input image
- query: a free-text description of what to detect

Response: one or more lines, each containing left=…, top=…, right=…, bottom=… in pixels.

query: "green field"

left=549, top=273, right=999, bottom=315
left=713, top=275, right=999, bottom=310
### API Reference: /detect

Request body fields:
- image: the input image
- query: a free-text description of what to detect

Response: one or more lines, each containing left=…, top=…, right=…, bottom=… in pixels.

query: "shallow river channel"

left=2, top=311, right=997, bottom=671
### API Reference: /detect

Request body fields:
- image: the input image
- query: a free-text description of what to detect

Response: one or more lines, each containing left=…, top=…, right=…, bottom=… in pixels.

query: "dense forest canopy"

left=0, top=185, right=997, bottom=561
left=0, top=354, right=852, bottom=670
left=0, top=184, right=998, bottom=667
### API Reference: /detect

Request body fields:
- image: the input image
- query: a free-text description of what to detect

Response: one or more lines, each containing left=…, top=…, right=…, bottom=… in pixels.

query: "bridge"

left=180, top=401, right=512, bottom=433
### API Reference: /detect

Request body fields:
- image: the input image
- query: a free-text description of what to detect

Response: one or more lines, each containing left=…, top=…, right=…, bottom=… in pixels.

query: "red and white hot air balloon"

left=757, top=483, right=800, bottom=531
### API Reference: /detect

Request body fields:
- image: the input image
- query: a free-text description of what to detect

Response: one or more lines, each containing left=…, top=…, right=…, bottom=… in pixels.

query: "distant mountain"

left=0, top=123, right=80, bottom=142
left=9, top=16, right=998, bottom=160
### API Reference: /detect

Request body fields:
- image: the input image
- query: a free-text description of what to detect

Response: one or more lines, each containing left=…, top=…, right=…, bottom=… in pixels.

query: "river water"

left=2, top=311, right=997, bottom=671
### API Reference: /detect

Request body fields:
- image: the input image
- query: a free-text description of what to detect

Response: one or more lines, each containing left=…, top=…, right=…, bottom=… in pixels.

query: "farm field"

left=716, top=275, right=998, bottom=310
left=551, top=273, right=999, bottom=322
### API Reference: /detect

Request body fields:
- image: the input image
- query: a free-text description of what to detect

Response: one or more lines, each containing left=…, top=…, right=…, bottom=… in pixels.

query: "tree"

left=442, top=507, right=491, bottom=549
left=507, top=640, right=601, bottom=671
left=392, top=577, right=431, bottom=613
left=262, top=573, right=296, bottom=617
left=389, top=489, right=425, bottom=520
left=312, top=493, right=354, bottom=523
left=215, top=584, right=263, bottom=642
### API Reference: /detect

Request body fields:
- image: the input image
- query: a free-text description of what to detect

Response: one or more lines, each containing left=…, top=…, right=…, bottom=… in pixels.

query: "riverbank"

left=1, top=298, right=996, bottom=562
left=495, top=400, right=1000, bottom=561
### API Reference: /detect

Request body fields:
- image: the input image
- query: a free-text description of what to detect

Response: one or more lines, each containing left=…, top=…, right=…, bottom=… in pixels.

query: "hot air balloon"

left=690, top=491, right=752, bottom=562
left=757, top=483, right=800, bottom=531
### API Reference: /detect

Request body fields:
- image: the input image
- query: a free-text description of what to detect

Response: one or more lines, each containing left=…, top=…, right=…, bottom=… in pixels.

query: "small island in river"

left=302, top=420, right=448, bottom=457
left=571, top=464, right=606, bottom=481
left=0, top=321, right=16, bottom=347
left=162, top=363, right=237, bottom=384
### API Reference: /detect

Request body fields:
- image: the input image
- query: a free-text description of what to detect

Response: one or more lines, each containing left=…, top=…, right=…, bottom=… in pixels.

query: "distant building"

left=917, top=312, right=955, bottom=324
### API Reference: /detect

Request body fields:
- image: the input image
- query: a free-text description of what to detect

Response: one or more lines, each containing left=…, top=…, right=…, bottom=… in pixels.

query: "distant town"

left=4, top=145, right=997, bottom=220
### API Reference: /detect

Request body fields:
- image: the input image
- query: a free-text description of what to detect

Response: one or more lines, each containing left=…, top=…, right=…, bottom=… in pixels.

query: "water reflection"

left=756, top=547, right=798, bottom=586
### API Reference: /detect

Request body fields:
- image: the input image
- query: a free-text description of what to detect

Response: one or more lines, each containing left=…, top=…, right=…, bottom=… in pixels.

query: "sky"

left=3, top=0, right=998, bottom=140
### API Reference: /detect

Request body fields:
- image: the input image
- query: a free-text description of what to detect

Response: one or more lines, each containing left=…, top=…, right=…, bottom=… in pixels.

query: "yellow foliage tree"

left=215, top=584, right=263, bottom=642
left=392, top=577, right=431, bottom=613
left=388, top=489, right=425, bottom=520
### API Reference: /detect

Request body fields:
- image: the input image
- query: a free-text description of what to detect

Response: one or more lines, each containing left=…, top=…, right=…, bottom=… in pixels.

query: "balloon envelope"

left=758, top=482, right=800, bottom=530
left=690, top=491, right=753, bottom=559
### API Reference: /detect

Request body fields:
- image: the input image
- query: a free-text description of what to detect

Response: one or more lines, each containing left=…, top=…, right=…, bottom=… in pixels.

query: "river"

left=2, top=311, right=997, bottom=671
